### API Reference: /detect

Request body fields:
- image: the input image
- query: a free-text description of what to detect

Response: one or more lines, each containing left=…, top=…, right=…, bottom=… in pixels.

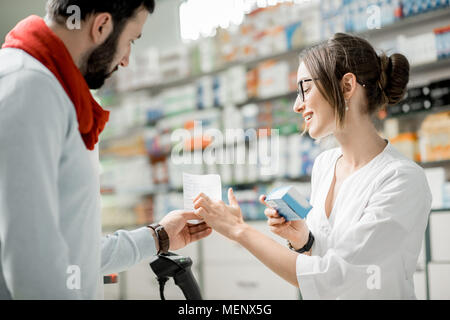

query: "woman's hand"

left=259, top=195, right=309, bottom=250
left=193, top=188, right=246, bottom=241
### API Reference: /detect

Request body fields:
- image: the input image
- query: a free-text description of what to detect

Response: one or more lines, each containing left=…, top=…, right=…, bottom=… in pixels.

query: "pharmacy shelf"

left=100, top=175, right=312, bottom=197
left=420, top=159, right=450, bottom=168
left=118, top=7, right=450, bottom=95
left=237, top=56, right=450, bottom=106
left=410, top=56, right=450, bottom=75
left=430, top=208, right=450, bottom=213
left=99, top=59, right=450, bottom=147
left=387, top=104, right=450, bottom=120
left=359, top=7, right=450, bottom=39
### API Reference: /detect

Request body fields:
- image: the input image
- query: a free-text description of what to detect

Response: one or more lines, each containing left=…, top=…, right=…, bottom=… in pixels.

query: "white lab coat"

left=296, top=141, right=432, bottom=299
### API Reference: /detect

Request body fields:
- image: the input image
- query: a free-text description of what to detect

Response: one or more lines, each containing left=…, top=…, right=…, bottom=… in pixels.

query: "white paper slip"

left=183, top=173, right=222, bottom=224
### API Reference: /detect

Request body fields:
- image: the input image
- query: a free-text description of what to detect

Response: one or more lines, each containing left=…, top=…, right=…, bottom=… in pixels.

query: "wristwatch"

left=148, top=223, right=170, bottom=255
left=288, top=231, right=314, bottom=253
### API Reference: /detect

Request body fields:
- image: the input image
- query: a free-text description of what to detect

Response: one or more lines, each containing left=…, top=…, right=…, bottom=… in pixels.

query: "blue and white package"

left=265, top=186, right=312, bottom=221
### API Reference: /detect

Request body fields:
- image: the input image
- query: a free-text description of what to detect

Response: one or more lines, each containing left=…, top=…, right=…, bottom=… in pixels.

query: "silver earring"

left=345, top=101, right=349, bottom=111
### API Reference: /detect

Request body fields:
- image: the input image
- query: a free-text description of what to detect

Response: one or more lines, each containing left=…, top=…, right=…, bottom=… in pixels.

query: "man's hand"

left=158, top=210, right=212, bottom=251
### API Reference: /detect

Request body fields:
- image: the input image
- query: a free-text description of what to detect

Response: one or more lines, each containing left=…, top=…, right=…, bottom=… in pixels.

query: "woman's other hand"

left=259, top=195, right=309, bottom=250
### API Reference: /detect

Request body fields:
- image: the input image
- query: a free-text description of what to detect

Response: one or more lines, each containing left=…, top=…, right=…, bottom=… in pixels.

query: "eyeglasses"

left=297, top=77, right=366, bottom=102
left=297, top=78, right=319, bottom=102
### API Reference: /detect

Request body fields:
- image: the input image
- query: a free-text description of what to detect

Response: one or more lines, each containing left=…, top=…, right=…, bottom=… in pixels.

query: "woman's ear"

left=341, top=72, right=357, bottom=101
left=90, top=13, right=113, bottom=45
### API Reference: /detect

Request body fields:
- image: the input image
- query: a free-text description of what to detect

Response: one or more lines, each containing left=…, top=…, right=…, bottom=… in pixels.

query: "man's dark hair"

left=46, top=0, right=155, bottom=32
left=46, top=0, right=155, bottom=89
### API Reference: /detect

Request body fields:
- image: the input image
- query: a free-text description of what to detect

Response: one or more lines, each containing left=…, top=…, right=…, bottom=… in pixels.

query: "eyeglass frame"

left=296, top=78, right=319, bottom=103
left=296, top=77, right=367, bottom=102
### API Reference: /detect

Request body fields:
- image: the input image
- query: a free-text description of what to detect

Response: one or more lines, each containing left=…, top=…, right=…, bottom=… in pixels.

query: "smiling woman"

left=193, top=32, right=432, bottom=300
left=297, top=33, right=410, bottom=132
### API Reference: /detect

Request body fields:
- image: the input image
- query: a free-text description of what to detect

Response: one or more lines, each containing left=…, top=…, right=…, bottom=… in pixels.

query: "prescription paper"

left=183, top=173, right=222, bottom=224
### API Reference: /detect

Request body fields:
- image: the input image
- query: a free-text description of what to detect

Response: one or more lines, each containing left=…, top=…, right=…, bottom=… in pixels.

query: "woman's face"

left=294, top=62, right=337, bottom=139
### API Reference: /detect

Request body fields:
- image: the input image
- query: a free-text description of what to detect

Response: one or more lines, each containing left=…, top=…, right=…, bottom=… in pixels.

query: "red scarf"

left=2, top=15, right=109, bottom=151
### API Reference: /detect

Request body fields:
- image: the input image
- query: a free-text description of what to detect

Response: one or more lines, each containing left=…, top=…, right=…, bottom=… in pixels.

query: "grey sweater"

left=0, top=48, right=157, bottom=299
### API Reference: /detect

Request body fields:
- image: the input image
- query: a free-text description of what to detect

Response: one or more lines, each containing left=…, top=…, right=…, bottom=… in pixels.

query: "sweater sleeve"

left=101, top=227, right=157, bottom=275
left=0, top=70, right=83, bottom=299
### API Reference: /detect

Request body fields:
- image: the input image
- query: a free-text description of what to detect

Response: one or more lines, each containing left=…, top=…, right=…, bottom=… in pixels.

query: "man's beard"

left=81, top=29, right=121, bottom=90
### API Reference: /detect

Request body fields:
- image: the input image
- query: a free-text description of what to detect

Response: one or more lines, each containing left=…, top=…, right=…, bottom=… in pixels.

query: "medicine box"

left=265, top=185, right=312, bottom=221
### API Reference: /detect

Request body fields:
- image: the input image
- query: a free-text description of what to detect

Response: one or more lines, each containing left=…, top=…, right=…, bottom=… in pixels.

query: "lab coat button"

left=321, top=225, right=330, bottom=234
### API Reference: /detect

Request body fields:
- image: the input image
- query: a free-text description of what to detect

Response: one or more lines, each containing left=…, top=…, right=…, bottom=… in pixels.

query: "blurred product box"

left=399, top=87, right=433, bottom=114
left=434, top=25, right=450, bottom=60
left=100, top=134, right=147, bottom=157
left=132, top=48, right=161, bottom=88
left=190, top=38, right=218, bottom=74
left=100, top=156, right=154, bottom=195
left=153, top=192, right=184, bottom=221
left=226, top=66, right=248, bottom=104
left=398, top=32, right=437, bottom=66
left=444, top=182, right=450, bottom=208
left=160, top=85, right=197, bottom=117
left=429, top=78, right=450, bottom=108
left=387, top=77, right=450, bottom=117
left=285, top=22, right=303, bottom=50
left=254, top=26, right=288, bottom=57
left=196, top=76, right=215, bottom=110
left=246, top=67, right=259, bottom=99
left=419, top=111, right=450, bottom=162
left=215, top=28, right=238, bottom=63
left=158, top=46, right=191, bottom=80
left=134, top=195, right=155, bottom=225
left=391, top=132, right=420, bottom=161
left=320, top=0, right=345, bottom=38
left=402, top=0, right=450, bottom=17
left=383, top=118, right=400, bottom=140
left=145, top=96, right=164, bottom=124
left=257, top=60, right=290, bottom=98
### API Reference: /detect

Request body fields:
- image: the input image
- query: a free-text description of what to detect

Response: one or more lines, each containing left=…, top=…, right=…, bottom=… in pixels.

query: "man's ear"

left=90, top=13, right=113, bottom=45
left=341, top=72, right=357, bottom=101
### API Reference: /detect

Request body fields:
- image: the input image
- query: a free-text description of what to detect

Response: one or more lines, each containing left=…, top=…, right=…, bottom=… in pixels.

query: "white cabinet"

left=203, top=263, right=299, bottom=300
left=104, top=280, right=121, bottom=300
left=427, top=211, right=450, bottom=300
left=201, top=221, right=299, bottom=300
left=413, top=272, right=427, bottom=300
left=428, top=263, right=450, bottom=300
left=429, top=211, right=450, bottom=262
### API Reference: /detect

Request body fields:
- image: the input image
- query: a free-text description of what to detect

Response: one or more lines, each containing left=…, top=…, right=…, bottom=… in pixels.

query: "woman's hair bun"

left=379, top=52, right=410, bottom=106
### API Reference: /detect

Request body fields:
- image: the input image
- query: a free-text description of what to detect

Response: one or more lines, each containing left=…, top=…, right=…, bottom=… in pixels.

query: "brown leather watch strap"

left=148, top=223, right=170, bottom=255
